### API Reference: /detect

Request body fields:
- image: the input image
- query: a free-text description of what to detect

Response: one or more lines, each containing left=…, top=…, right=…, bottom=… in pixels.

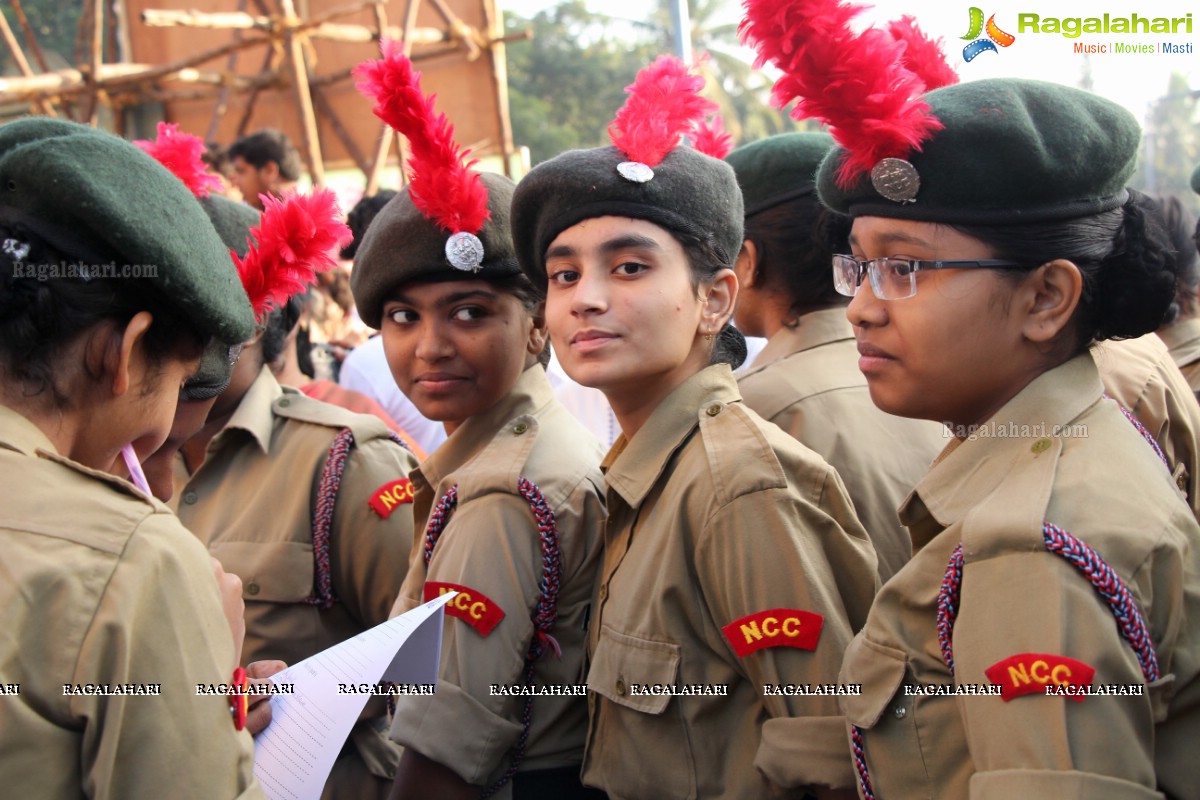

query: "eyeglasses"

left=832, top=255, right=1024, bottom=300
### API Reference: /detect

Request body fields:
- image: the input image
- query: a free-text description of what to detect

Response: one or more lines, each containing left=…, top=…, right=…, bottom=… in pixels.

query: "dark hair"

left=202, top=141, right=235, bottom=180
left=676, top=231, right=747, bottom=370
left=0, top=224, right=207, bottom=407
left=744, top=193, right=849, bottom=317
left=952, top=189, right=1177, bottom=354
left=261, top=293, right=306, bottom=366
left=228, top=130, right=302, bottom=182
left=1151, top=195, right=1197, bottom=322
left=341, top=190, right=398, bottom=260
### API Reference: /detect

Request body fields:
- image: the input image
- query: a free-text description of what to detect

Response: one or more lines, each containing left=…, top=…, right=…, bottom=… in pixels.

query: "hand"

left=245, top=660, right=288, bottom=737
left=210, top=557, right=245, bottom=670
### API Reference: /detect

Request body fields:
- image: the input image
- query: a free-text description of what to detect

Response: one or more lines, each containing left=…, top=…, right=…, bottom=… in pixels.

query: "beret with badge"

left=510, top=55, right=743, bottom=286
left=0, top=117, right=256, bottom=344
left=740, top=0, right=1140, bottom=224
left=350, top=40, right=523, bottom=329
left=725, top=131, right=834, bottom=216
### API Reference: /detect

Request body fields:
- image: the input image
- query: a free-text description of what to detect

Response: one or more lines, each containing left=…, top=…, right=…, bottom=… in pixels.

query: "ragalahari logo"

left=962, top=7, right=1016, bottom=61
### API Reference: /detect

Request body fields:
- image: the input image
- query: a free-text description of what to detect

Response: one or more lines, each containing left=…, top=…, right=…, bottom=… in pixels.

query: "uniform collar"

left=418, top=364, right=554, bottom=488
left=741, top=306, right=853, bottom=373
left=219, top=365, right=281, bottom=454
left=603, top=364, right=741, bottom=509
left=1157, top=317, right=1200, bottom=369
left=900, top=352, right=1102, bottom=536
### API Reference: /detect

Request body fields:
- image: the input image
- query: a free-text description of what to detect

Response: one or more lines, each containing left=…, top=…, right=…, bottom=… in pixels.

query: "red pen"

left=229, top=667, right=249, bottom=731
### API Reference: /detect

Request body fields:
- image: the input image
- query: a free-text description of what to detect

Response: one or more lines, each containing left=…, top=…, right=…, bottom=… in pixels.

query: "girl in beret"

left=511, top=56, right=878, bottom=799
left=0, top=118, right=263, bottom=797
left=744, top=3, right=1200, bottom=797
left=351, top=46, right=607, bottom=800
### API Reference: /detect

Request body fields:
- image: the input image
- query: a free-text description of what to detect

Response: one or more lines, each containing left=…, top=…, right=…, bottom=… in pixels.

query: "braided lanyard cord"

left=422, top=477, right=562, bottom=798
left=306, top=428, right=355, bottom=609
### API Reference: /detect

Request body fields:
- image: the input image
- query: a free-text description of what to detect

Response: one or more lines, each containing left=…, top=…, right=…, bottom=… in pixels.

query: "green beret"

left=0, top=117, right=256, bottom=343
left=182, top=195, right=262, bottom=400
left=511, top=144, right=744, bottom=285
left=726, top=132, right=834, bottom=216
left=351, top=172, right=521, bottom=329
left=817, top=79, right=1141, bottom=223
left=1191, top=164, right=1200, bottom=195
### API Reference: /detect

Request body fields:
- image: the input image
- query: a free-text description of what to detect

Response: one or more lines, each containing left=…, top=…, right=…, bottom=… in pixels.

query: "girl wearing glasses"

left=818, top=79, right=1199, bottom=797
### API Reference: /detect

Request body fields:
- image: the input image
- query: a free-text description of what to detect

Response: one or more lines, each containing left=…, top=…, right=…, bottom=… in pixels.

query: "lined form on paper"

left=253, top=592, right=455, bottom=800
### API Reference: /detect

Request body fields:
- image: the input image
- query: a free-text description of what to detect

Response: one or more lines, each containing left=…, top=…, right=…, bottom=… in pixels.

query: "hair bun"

left=1092, top=189, right=1177, bottom=341
left=712, top=323, right=748, bottom=370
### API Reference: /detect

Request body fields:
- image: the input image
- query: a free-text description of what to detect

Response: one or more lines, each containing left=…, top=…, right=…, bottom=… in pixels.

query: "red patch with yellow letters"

left=721, top=609, right=823, bottom=657
left=985, top=653, right=1096, bottom=702
left=424, top=581, right=505, bottom=636
left=368, top=479, right=414, bottom=519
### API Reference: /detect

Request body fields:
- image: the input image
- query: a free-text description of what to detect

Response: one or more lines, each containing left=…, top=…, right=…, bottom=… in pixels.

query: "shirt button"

left=893, top=704, right=907, bottom=719
left=245, top=582, right=260, bottom=596
left=615, top=678, right=626, bottom=696
left=513, top=422, right=529, bottom=435
left=278, top=398, right=290, bottom=408
left=182, top=491, right=198, bottom=505
left=598, top=585, right=607, bottom=601
left=1177, top=473, right=1188, bottom=490
left=1031, top=438, right=1052, bottom=454
left=706, top=404, right=722, bottom=417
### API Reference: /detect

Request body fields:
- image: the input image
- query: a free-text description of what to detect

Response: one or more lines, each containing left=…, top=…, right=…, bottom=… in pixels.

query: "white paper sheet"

left=252, top=592, right=455, bottom=800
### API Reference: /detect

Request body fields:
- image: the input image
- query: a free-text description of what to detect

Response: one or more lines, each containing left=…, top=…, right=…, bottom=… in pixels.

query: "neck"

left=1, top=389, right=118, bottom=470
left=606, top=354, right=709, bottom=440
left=271, top=348, right=310, bottom=390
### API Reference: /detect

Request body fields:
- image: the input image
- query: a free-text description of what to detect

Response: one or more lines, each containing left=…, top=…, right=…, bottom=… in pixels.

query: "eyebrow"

left=847, top=230, right=935, bottom=250
left=546, top=233, right=663, bottom=261
left=388, top=288, right=499, bottom=307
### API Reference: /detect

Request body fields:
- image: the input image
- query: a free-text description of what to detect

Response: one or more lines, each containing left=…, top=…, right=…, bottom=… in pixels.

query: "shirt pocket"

left=209, top=541, right=315, bottom=603
left=586, top=626, right=696, bottom=798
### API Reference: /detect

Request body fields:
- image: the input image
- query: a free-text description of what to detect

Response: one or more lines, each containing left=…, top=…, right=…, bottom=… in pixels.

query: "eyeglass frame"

left=832, top=254, right=1025, bottom=300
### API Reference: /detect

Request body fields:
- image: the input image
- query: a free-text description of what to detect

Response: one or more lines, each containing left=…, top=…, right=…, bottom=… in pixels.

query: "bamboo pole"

left=0, top=9, right=55, bottom=116
left=279, top=0, right=324, bottom=187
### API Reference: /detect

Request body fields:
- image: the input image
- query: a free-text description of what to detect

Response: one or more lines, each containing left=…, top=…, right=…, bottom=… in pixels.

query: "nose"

left=414, top=319, right=454, bottom=363
left=570, top=267, right=608, bottom=316
left=846, top=276, right=887, bottom=330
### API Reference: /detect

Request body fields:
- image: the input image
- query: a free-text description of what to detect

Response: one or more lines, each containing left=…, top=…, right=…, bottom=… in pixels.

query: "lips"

left=569, top=329, right=619, bottom=354
left=414, top=372, right=468, bottom=393
left=856, top=341, right=897, bottom=374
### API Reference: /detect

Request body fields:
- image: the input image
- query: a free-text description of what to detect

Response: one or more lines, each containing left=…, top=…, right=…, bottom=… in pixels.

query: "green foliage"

left=1132, top=72, right=1200, bottom=219
left=0, top=0, right=81, bottom=73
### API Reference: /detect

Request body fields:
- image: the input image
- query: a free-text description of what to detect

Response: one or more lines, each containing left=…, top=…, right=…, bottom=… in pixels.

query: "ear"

left=261, top=161, right=280, bottom=183
left=700, top=268, right=738, bottom=335
left=526, top=302, right=549, bottom=358
left=734, top=240, right=758, bottom=289
left=1019, top=260, right=1083, bottom=344
left=110, top=311, right=156, bottom=397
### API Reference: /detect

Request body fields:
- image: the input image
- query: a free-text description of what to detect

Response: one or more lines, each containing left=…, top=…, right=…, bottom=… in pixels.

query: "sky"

left=497, top=0, right=1199, bottom=127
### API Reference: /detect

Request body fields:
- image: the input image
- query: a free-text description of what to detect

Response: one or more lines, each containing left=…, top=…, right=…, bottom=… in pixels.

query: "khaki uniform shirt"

left=388, top=365, right=606, bottom=795
left=172, top=367, right=417, bottom=790
left=0, top=405, right=262, bottom=799
left=840, top=354, right=1200, bottom=800
left=1157, top=317, right=1200, bottom=399
left=583, top=365, right=878, bottom=800
left=1095, top=334, right=1200, bottom=521
left=737, top=308, right=946, bottom=581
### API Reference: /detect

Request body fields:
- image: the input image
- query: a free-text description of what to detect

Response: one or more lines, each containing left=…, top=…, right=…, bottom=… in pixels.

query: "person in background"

left=728, top=132, right=946, bottom=582
left=352, top=46, right=606, bottom=799
left=1154, top=193, right=1200, bottom=397
left=172, top=189, right=417, bottom=799
left=0, top=117, right=263, bottom=798
left=512, top=55, right=878, bottom=799
left=228, top=128, right=301, bottom=211
left=340, top=189, right=448, bottom=456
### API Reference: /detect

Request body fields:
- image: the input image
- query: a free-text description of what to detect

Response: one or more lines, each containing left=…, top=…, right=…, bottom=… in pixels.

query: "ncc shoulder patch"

left=984, top=653, right=1096, bottom=701
left=721, top=608, right=823, bottom=657
left=424, top=581, right=505, bottom=636
left=368, top=478, right=414, bottom=518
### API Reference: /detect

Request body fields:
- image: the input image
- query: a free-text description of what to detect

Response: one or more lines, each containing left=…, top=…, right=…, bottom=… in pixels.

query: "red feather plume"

left=887, top=16, right=959, bottom=91
left=135, top=122, right=222, bottom=198
left=691, top=114, right=734, bottom=160
left=609, top=55, right=717, bottom=168
left=233, top=190, right=351, bottom=319
left=739, top=0, right=942, bottom=187
left=352, top=39, right=489, bottom=235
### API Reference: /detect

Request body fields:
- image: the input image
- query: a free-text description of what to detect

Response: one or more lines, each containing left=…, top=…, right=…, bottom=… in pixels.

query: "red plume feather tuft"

left=233, top=190, right=351, bottom=319
left=135, top=122, right=222, bottom=198
left=739, top=0, right=942, bottom=187
left=887, top=16, right=958, bottom=91
left=352, top=39, right=489, bottom=235
left=691, top=114, right=734, bottom=160
left=608, top=55, right=717, bottom=168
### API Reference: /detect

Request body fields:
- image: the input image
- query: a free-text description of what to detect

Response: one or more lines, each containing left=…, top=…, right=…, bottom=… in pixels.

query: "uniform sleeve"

left=74, top=512, right=263, bottom=799
left=1142, top=369, right=1200, bottom=521
left=952, top=534, right=1187, bottom=799
left=694, top=474, right=877, bottom=792
left=328, top=436, right=419, bottom=629
left=388, top=492, right=541, bottom=785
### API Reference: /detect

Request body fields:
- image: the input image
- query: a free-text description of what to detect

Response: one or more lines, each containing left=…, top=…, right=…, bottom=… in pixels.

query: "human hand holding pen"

left=245, top=659, right=288, bottom=736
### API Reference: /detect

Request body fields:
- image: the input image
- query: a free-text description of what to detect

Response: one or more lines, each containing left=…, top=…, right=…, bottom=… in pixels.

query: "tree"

left=1134, top=72, right=1200, bottom=219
